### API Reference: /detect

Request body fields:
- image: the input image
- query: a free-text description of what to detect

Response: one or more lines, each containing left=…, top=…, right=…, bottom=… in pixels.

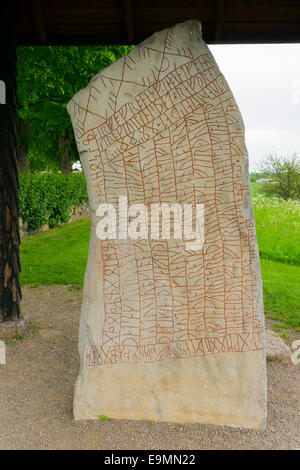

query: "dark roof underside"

left=18, top=0, right=300, bottom=46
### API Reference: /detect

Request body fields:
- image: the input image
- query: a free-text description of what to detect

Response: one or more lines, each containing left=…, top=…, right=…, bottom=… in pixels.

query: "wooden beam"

left=30, top=0, right=47, bottom=44
left=215, top=0, right=225, bottom=43
left=124, top=0, right=134, bottom=44
left=0, top=3, right=22, bottom=321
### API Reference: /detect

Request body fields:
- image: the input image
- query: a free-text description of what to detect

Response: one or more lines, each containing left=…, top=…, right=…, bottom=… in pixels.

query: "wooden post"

left=0, top=3, right=22, bottom=322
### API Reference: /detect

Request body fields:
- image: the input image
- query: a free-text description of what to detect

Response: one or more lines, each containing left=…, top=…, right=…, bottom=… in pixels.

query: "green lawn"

left=261, top=259, right=300, bottom=331
left=20, top=218, right=90, bottom=289
left=20, top=210, right=300, bottom=331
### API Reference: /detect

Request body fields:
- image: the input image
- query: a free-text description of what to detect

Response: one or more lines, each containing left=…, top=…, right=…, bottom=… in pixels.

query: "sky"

left=208, top=44, right=300, bottom=171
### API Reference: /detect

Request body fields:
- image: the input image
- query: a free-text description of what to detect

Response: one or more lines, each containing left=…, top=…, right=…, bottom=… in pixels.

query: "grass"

left=250, top=182, right=261, bottom=197
left=252, top=194, right=300, bottom=265
left=20, top=191, right=300, bottom=331
left=261, top=259, right=300, bottom=331
left=20, top=218, right=90, bottom=289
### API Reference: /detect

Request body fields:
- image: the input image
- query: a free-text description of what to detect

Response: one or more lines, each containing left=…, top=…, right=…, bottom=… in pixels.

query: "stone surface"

left=0, top=316, right=28, bottom=339
left=291, top=340, right=300, bottom=365
left=266, top=329, right=291, bottom=363
left=67, top=20, right=266, bottom=429
left=0, top=340, right=5, bottom=364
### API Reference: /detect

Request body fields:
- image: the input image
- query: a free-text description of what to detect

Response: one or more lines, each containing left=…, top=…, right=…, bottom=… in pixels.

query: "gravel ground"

left=0, top=285, right=299, bottom=450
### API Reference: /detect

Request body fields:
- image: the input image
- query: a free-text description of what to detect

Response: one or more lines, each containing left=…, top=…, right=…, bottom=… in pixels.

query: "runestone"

left=68, top=20, right=266, bottom=429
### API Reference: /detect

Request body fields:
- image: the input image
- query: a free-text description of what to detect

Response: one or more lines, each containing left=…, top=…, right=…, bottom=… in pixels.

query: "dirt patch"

left=0, top=285, right=299, bottom=450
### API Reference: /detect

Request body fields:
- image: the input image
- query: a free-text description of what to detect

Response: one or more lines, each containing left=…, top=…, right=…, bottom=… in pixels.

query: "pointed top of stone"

left=67, top=20, right=208, bottom=148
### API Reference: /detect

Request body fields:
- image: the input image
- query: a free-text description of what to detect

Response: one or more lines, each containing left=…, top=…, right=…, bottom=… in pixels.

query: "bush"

left=19, top=172, right=88, bottom=231
left=258, top=153, right=300, bottom=200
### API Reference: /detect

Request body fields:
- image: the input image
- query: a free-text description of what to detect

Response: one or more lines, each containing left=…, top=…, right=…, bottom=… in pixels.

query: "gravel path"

left=0, top=285, right=299, bottom=450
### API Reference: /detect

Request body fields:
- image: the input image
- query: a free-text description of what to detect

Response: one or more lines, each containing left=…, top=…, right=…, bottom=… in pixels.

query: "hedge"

left=19, top=172, right=88, bottom=231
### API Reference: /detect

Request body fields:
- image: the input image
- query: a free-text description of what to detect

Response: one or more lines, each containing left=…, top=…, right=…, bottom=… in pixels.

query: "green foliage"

left=19, top=173, right=46, bottom=230
left=98, top=415, right=113, bottom=422
left=19, top=172, right=88, bottom=231
left=250, top=173, right=263, bottom=183
left=250, top=173, right=264, bottom=183
left=250, top=182, right=260, bottom=197
left=258, top=153, right=300, bottom=200
left=17, top=45, right=133, bottom=170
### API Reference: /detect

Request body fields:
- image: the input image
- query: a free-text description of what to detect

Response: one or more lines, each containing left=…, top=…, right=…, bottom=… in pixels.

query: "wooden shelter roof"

left=18, top=0, right=300, bottom=46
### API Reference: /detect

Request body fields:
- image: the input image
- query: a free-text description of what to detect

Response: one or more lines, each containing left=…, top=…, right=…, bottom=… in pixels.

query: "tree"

left=258, top=153, right=300, bottom=200
left=17, top=45, right=133, bottom=172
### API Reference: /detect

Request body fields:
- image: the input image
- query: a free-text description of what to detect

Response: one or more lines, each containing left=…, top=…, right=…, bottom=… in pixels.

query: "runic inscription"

left=68, top=24, right=263, bottom=368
